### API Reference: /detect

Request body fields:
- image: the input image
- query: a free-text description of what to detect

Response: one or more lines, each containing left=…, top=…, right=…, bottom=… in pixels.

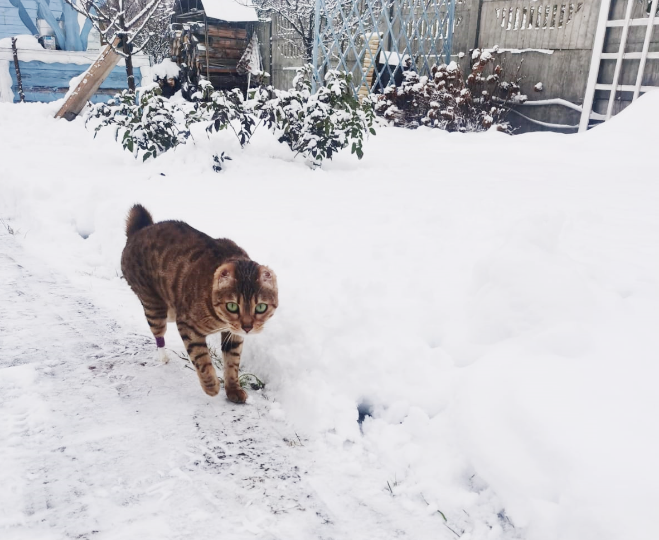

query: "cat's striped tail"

left=125, top=204, right=154, bottom=238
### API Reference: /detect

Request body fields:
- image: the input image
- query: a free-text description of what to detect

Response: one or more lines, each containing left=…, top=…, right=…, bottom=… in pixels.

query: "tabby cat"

left=120, top=204, right=278, bottom=403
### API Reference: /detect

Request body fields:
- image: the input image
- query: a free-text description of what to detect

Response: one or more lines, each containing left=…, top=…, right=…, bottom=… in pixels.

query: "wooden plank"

left=601, top=51, right=659, bottom=59
left=575, top=0, right=593, bottom=50
left=21, top=86, right=123, bottom=95
left=205, top=58, right=239, bottom=67
left=568, top=1, right=585, bottom=50
left=524, top=4, right=536, bottom=49
left=12, top=63, right=136, bottom=88
left=208, top=37, right=248, bottom=49
left=595, top=82, right=657, bottom=92
left=55, top=39, right=121, bottom=121
left=579, top=0, right=613, bottom=131
left=633, top=0, right=659, bottom=99
left=607, top=17, right=659, bottom=27
left=206, top=48, right=244, bottom=59
left=606, top=0, right=635, bottom=119
left=519, top=5, right=531, bottom=51
left=205, top=66, right=240, bottom=73
left=563, top=3, right=576, bottom=50
left=497, top=4, right=508, bottom=48
left=206, top=27, right=247, bottom=39
left=531, top=4, right=542, bottom=47
left=539, top=4, right=552, bottom=51
left=478, top=1, right=605, bottom=51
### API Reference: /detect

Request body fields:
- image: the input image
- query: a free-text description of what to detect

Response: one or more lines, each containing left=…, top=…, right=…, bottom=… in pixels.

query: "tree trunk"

left=11, top=37, right=25, bottom=103
left=117, top=8, right=136, bottom=92
left=124, top=45, right=136, bottom=91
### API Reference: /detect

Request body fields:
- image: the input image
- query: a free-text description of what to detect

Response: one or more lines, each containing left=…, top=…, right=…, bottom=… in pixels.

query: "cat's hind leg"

left=221, top=331, right=247, bottom=404
left=177, top=321, right=220, bottom=397
left=141, top=298, right=169, bottom=363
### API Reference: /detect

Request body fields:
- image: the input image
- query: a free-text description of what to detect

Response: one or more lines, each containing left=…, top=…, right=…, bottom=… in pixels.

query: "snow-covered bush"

left=252, top=66, right=376, bottom=165
left=188, top=81, right=257, bottom=147
left=374, top=48, right=526, bottom=132
left=87, top=85, right=191, bottom=161
left=87, top=67, right=375, bottom=167
left=87, top=81, right=253, bottom=161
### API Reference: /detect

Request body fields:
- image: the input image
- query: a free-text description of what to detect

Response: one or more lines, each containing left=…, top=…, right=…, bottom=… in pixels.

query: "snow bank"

left=0, top=34, right=44, bottom=51
left=585, top=88, right=659, bottom=139
left=0, top=60, right=12, bottom=102
left=0, top=35, right=45, bottom=103
left=148, top=58, right=181, bottom=81
left=0, top=93, right=658, bottom=540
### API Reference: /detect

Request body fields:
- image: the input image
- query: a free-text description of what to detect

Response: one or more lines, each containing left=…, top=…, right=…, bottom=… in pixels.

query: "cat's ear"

left=259, top=266, right=277, bottom=284
left=214, top=263, right=235, bottom=283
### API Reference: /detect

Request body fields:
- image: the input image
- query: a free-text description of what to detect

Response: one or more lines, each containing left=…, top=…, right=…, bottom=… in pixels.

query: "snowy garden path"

left=3, top=96, right=659, bottom=540
left=0, top=231, right=346, bottom=540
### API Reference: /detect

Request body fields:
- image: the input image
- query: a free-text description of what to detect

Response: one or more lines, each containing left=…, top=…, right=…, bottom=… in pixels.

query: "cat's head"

left=212, top=260, right=278, bottom=336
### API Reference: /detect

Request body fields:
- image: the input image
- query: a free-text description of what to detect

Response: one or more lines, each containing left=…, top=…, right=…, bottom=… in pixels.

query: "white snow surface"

left=0, top=35, right=45, bottom=103
left=0, top=60, right=12, bottom=102
left=1, top=92, right=658, bottom=540
left=202, top=0, right=259, bottom=22
left=0, top=35, right=44, bottom=51
left=149, top=58, right=181, bottom=81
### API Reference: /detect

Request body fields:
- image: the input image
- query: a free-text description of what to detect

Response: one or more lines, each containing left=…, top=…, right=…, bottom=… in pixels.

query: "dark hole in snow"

left=160, top=173, right=166, bottom=176
left=76, top=223, right=94, bottom=239
left=357, top=401, right=373, bottom=424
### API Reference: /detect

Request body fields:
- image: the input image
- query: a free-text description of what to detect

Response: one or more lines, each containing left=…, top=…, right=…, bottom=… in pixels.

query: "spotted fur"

left=121, top=204, right=278, bottom=402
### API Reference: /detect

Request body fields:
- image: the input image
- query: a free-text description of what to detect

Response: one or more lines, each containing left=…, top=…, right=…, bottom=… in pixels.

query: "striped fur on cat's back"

left=120, top=204, right=278, bottom=403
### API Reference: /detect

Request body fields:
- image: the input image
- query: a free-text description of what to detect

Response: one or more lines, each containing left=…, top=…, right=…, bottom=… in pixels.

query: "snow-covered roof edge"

left=201, top=0, right=259, bottom=22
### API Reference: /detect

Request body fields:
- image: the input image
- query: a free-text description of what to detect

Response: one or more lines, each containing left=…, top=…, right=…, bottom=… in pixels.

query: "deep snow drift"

left=1, top=92, right=658, bottom=540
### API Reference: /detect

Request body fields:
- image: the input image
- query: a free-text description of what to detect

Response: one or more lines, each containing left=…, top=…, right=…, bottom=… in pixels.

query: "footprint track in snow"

left=0, top=232, right=338, bottom=539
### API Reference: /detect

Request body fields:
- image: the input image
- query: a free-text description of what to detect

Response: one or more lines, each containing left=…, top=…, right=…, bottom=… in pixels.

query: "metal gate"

left=311, top=0, right=457, bottom=96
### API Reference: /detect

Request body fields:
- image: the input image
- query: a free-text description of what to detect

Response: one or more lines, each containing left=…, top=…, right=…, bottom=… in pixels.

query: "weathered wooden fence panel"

left=478, top=1, right=599, bottom=50
left=271, top=15, right=305, bottom=90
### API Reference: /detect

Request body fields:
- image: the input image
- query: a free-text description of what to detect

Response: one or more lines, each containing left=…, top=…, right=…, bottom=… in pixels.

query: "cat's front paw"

left=225, top=386, right=247, bottom=404
left=201, top=377, right=221, bottom=397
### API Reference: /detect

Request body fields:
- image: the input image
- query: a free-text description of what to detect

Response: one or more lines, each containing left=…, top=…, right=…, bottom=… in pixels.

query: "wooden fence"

left=265, top=0, right=659, bottom=131
left=478, top=2, right=600, bottom=50
left=476, top=0, right=659, bottom=130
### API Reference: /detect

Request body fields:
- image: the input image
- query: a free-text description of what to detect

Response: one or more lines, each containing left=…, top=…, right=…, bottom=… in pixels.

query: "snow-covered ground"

left=1, top=93, right=658, bottom=540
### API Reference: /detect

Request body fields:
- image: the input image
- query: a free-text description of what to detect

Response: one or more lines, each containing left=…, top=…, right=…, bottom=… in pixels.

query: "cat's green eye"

left=255, top=303, right=267, bottom=314
left=226, top=302, right=239, bottom=313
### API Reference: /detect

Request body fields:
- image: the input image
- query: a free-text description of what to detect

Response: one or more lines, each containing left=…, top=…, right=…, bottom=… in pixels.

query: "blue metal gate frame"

left=311, top=0, right=456, bottom=94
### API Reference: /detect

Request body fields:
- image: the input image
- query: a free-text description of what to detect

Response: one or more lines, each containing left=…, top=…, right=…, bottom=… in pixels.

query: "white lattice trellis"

left=579, top=0, right=659, bottom=131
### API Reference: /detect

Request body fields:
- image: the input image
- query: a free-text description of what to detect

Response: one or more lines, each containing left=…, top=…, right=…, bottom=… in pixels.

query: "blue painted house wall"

left=0, top=0, right=92, bottom=51
left=8, top=60, right=143, bottom=103
left=1, top=0, right=147, bottom=103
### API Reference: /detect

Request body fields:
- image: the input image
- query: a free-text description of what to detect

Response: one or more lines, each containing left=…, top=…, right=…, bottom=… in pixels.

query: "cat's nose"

left=242, top=325, right=253, bottom=333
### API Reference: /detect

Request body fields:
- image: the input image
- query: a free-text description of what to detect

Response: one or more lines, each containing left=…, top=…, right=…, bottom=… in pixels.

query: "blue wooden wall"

left=1, top=0, right=92, bottom=51
left=8, top=61, right=143, bottom=103
left=0, top=0, right=47, bottom=39
left=2, top=0, right=146, bottom=103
